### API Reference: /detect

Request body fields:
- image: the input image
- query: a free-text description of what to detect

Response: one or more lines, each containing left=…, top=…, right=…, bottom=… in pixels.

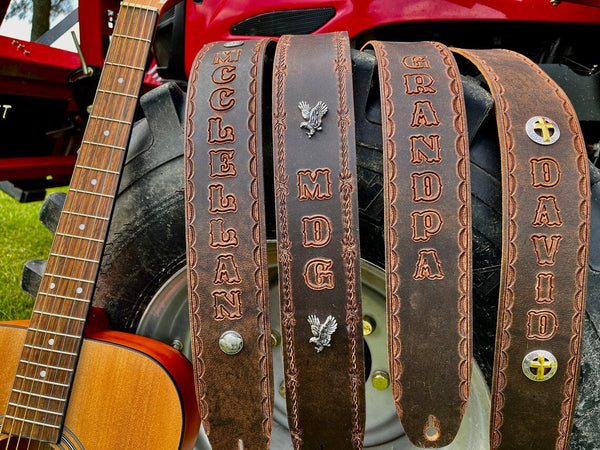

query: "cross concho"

left=521, top=349, right=558, bottom=382
left=526, top=116, right=560, bottom=145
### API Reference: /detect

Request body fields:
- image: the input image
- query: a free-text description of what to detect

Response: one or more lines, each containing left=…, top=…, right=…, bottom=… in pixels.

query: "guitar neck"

left=2, top=3, right=160, bottom=444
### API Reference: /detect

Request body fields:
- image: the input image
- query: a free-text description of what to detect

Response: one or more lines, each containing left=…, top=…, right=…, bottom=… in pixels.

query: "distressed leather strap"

left=184, top=38, right=274, bottom=449
left=272, top=32, right=365, bottom=449
left=453, top=48, right=590, bottom=449
left=367, top=41, right=472, bottom=447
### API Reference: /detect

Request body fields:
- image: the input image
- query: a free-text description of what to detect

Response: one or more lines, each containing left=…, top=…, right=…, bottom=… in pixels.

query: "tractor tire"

left=33, top=49, right=600, bottom=447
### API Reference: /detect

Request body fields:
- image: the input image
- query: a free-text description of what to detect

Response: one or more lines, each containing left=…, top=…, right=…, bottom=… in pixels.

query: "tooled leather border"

left=184, top=39, right=273, bottom=438
left=453, top=48, right=589, bottom=449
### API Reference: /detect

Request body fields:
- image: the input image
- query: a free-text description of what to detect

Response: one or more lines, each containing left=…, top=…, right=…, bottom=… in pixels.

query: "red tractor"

left=2, top=0, right=600, bottom=447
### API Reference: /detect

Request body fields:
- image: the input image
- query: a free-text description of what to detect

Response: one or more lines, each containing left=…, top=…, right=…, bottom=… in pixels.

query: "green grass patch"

left=0, top=188, right=65, bottom=321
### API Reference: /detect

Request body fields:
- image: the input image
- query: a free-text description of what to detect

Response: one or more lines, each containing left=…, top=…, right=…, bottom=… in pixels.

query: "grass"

left=0, top=188, right=64, bottom=322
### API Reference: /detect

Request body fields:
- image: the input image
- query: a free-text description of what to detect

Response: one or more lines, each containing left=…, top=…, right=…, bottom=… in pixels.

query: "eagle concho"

left=308, top=314, right=337, bottom=352
left=299, top=100, right=328, bottom=138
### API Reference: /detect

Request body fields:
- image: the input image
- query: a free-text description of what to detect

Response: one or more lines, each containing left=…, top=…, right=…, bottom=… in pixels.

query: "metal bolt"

left=279, top=381, right=286, bottom=398
left=372, top=370, right=390, bottom=390
left=362, top=315, right=376, bottom=336
left=271, top=329, right=281, bottom=347
left=219, top=330, right=244, bottom=355
left=550, top=0, right=561, bottom=5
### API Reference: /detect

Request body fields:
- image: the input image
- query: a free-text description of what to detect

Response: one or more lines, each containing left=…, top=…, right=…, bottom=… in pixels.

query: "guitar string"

left=4, top=4, right=156, bottom=448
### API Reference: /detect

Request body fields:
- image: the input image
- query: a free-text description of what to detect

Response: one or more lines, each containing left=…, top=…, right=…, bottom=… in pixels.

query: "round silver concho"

left=525, top=116, right=560, bottom=145
left=223, top=40, right=245, bottom=48
left=522, top=349, right=558, bottom=382
left=219, top=330, right=244, bottom=355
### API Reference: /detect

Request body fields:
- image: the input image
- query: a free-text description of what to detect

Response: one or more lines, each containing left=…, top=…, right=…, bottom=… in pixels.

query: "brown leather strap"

left=366, top=40, right=472, bottom=447
left=452, top=48, right=590, bottom=449
left=184, top=38, right=274, bottom=449
left=272, top=32, right=365, bottom=449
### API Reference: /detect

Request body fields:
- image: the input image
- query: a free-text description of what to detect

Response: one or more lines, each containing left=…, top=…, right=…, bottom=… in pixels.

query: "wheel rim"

left=137, top=242, right=490, bottom=448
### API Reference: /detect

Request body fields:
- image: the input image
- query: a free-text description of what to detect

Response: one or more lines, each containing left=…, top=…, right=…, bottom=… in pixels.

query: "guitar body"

left=0, top=321, right=200, bottom=450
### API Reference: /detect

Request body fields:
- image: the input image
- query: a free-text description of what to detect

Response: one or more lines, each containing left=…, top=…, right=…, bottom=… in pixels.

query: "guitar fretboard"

left=2, top=3, right=159, bottom=444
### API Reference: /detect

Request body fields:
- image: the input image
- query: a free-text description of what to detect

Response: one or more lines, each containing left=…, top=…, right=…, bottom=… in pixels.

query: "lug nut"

left=362, top=315, right=376, bottom=336
left=372, top=370, right=390, bottom=390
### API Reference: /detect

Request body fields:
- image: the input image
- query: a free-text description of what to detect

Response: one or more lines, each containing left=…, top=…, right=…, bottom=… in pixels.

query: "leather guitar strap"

left=272, top=32, right=366, bottom=449
left=366, top=41, right=472, bottom=447
left=452, top=48, right=590, bottom=449
left=184, top=38, right=274, bottom=449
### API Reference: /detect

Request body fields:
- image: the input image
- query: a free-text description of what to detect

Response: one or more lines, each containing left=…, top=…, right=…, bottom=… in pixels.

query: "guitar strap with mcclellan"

left=184, top=38, right=274, bottom=449
left=366, top=41, right=472, bottom=447
left=272, top=32, right=366, bottom=449
left=452, top=48, right=590, bottom=449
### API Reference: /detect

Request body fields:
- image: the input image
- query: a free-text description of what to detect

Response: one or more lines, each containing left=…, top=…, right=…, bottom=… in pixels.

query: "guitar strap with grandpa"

left=366, top=41, right=473, bottom=447
left=272, top=32, right=366, bottom=449
left=452, top=48, right=590, bottom=449
left=184, top=38, right=274, bottom=449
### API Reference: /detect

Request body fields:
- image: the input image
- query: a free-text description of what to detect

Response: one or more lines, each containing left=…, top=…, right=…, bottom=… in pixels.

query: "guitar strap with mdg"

left=452, top=48, right=590, bottom=449
left=366, top=41, right=473, bottom=447
left=272, top=31, right=366, bottom=449
left=184, top=38, right=274, bottom=449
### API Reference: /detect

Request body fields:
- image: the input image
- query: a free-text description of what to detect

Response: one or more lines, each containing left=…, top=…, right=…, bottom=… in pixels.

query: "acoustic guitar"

left=0, top=1, right=200, bottom=448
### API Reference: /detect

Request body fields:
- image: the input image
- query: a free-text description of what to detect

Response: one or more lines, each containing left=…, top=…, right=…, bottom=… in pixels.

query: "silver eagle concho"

left=299, top=100, right=328, bottom=138
left=308, top=314, right=337, bottom=353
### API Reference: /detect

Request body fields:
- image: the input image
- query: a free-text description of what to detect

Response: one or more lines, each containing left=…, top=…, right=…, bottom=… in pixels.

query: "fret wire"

left=97, top=89, right=138, bottom=99
left=27, top=327, right=80, bottom=339
left=61, top=210, right=110, bottom=221
left=3, top=415, right=62, bottom=429
left=121, top=2, right=159, bottom=13
left=15, top=374, right=70, bottom=388
left=89, top=114, right=133, bottom=125
left=75, top=164, right=120, bottom=175
left=104, top=61, right=145, bottom=71
left=11, top=388, right=66, bottom=402
left=81, top=140, right=126, bottom=151
left=17, top=360, right=74, bottom=373
left=8, top=402, right=63, bottom=416
left=32, top=310, right=87, bottom=321
left=112, top=33, right=152, bottom=43
left=23, top=344, right=78, bottom=357
left=48, top=253, right=100, bottom=264
left=69, top=188, right=115, bottom=199
left=37, top=290, right=91, bottom=303
left=55, top=232, right=104, bottom=243
left=42, top=273, right=95, bottom=284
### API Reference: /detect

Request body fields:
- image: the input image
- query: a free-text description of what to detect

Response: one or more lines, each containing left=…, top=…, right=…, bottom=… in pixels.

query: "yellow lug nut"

left=372, top=370, right=390, bottom=390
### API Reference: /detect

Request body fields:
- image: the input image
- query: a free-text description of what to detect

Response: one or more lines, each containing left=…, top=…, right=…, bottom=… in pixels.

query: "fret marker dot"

left=76, top=287, right=83, bottom=294
left=48, top=338, right=55, bottom=346
left=50, top=283, right=56, bottom=290
left=118, top=77, right=124, bottom=84
left=40, top=370, right=46, bottom=378
left=103, top=130, right=110, bottom=136
left=91, top=179, right=97, bottom=185
left=79, top=224, right=85, bottom=230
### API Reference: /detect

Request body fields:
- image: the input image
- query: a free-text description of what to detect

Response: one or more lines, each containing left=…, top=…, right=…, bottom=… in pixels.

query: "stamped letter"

left=297, top=169, right=333, bottom=200
left=410, top=134, right=442, bottom=165
left=410, top=100, right=440, bottom=128
left=207, top=117, right=235, bottom=144
left=411, top=210, right=443, bottom=242
left=402, top=55, right=430, bottom=69
left=531, top=234, right=562, bottom=266
left=302, top=215, right=332, bottom=248
left=208, top=183, right=237, bottom=213
left=214, top=254, right=242, bottom=284
left=403, top=73, right=436, bottom=95
left=209, top=218, right=238, bottom=248
left=209, top=87, right=236, bottom=112
left=535, top=272, right=555, bottom=304
left=209, top=149, right=237, bottom=178
left=304, top=258, right=335, bottom=290
left=526, top=309, right=558, bottom=341
left=413, top=249, right=445, bottom=280
left=212, top=49, right=241, bottom=65
left=530, top=157, right=560, bottom=188
left=213, top=289, right=243, bottom=320
left=212, top=65, right=237, bottom=84
left=532, top=195, right=563, bottom=227
left=411, top=171, right=443, bottom=203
